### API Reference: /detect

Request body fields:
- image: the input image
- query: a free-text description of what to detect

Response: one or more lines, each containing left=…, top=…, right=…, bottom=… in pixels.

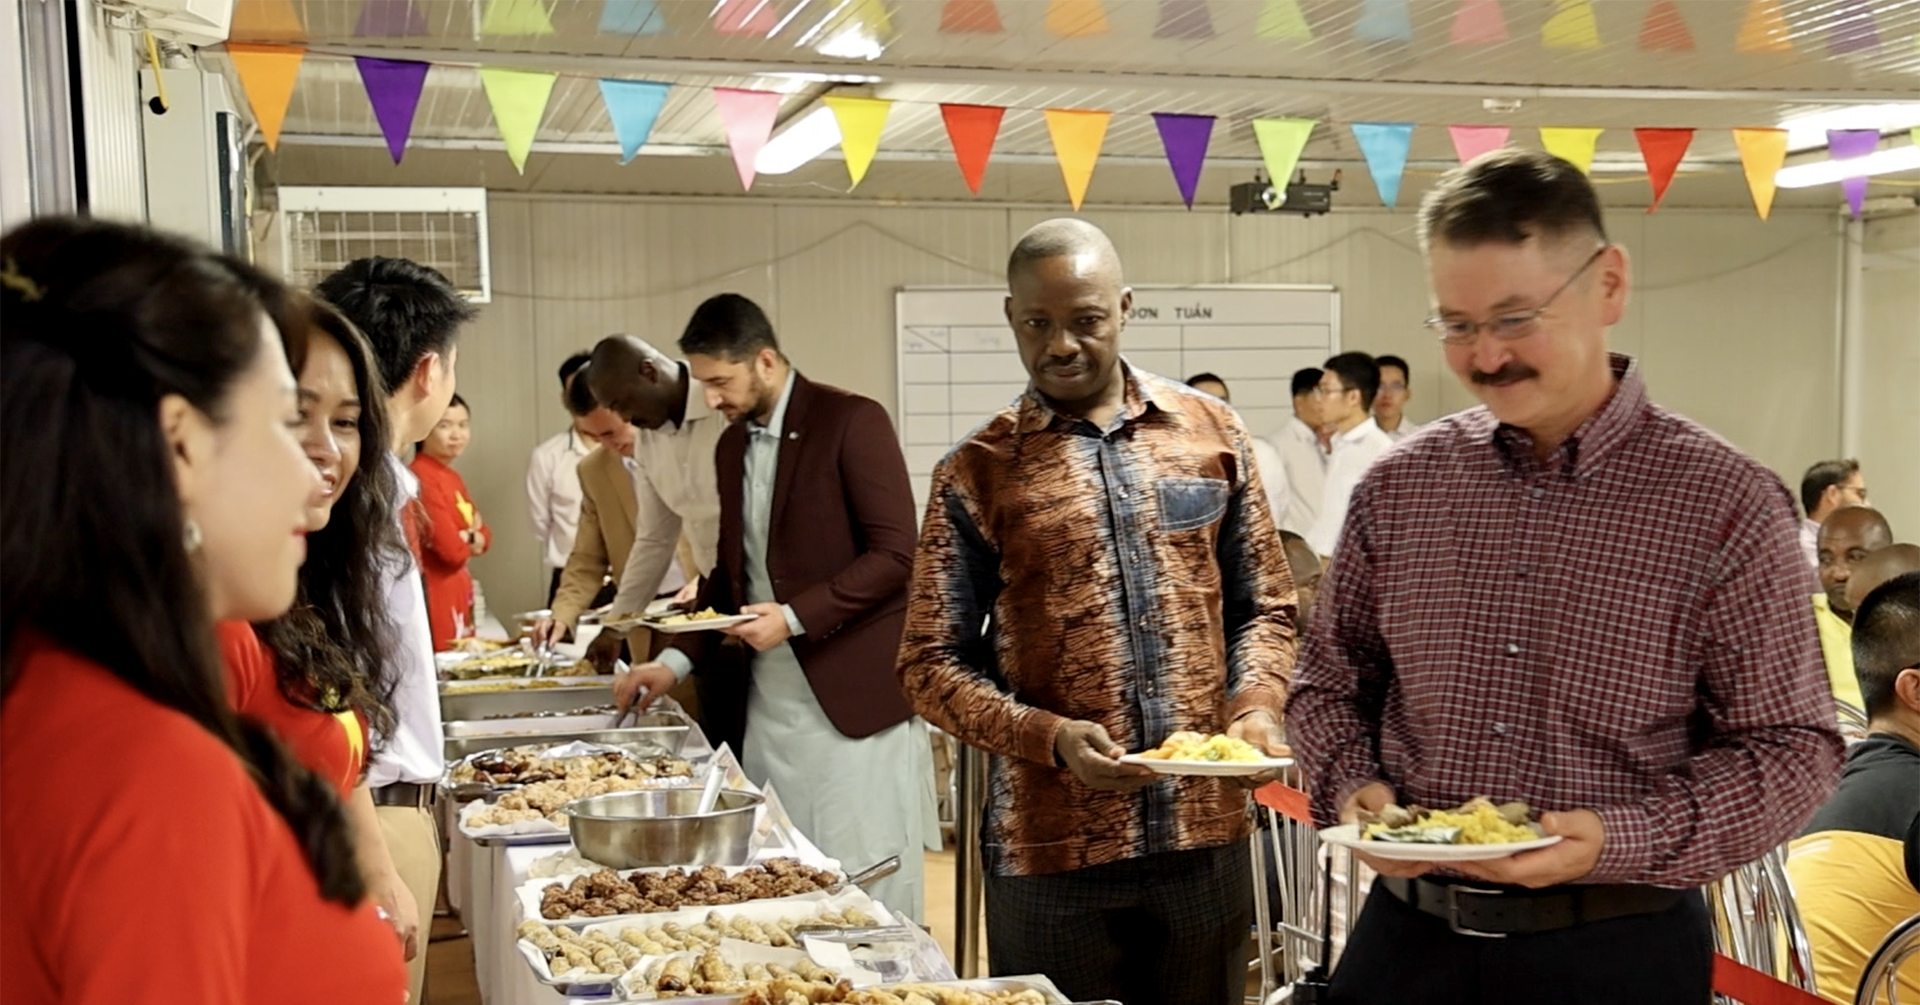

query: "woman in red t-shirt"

left=216, top=293, right=422, bottom=958
left=0, top=217, right=406, bottom=1005
left=409, top=393, right=492, bottom=649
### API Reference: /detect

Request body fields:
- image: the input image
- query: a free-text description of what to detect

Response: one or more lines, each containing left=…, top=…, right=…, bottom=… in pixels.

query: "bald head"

left=1848, top=543, right=1920, bottom=611
left=1007, top=219, right=1123, bottom=286
left=1820, top=506, right=1896, bottom=617
left=586, top=334, right=683, bottom=431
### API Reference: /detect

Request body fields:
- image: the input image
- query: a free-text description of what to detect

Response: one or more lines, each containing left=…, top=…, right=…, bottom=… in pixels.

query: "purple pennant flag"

left=354, top=0, right=427, bottom=37
left=1828, top=128, right=1881, bottom=218
left=1827, top=0, right=1878, bottom=54
left=356, top=57, right=431, bottom=164
left=1152, top=113, right=1214, bottom=209
left=1154, top=0, right=1215, bottom=39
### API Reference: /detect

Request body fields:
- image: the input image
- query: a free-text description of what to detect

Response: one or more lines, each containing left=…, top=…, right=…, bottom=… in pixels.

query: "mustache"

left=1471, top=363, right=1540, bottom=386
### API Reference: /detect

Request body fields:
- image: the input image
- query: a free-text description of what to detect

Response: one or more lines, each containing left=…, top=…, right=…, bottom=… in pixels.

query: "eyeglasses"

left=1424, top=246, right=1608, bottom=346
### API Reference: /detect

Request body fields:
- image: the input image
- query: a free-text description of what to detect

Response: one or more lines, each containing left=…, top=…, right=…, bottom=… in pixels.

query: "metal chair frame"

left=1703, top=847, right=1820, bottom=994
left=1854, top=911, right=1920, bottom=1005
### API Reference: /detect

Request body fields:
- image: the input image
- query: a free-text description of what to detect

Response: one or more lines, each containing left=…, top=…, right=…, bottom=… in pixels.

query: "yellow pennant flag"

left=850, top=0, right=893, bottom=35
left=1256, top=0, right=1313, bottom=41
left=479, top=67, right=558, bottom=174
left=1732, top=127, right=1789, bottom=221
left=1047, top=0, right=1109, bottom=37
left=1044, top=109, right=1111, bottom=210
left=1542, top=0, right=1601, bottom=49
left=225, top=44, right=305, bottom=151
left=1251, top=118, right=1317, bottom=192
left=480, top=0, right=555, bottom=35
left=1736, top=0, right=1792, bottom=52
left=1539, top=127, right=1604, bottom=174
left=823, top=96, right=893, bottom=189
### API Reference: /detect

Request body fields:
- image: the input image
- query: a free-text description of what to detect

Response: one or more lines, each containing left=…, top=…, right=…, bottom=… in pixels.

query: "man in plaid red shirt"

left=1286, top=148, right=1843, bottom=1003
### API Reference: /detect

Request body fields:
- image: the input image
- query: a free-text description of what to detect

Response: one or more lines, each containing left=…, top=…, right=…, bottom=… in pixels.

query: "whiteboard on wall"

left=896, top=285, right=1340, bottom=511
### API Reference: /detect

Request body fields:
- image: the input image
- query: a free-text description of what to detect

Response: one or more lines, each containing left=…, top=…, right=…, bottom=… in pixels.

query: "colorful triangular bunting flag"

left=598, top=79, right=670, bottom=164
left=940, top=104, right=1004, bottom=194
left=713, top=0, right=780, bottom=36
left=1451, top=0, right=1508, bottom=46
left=1251, top=118, right=1316, bottom=192
left=354, top=56, right=430, bottom=164
left=823, top=96, right=892, bottom=189
left=479, top=67, right=557, bottom=174
left=1256, top=0, right=1312, bottom=41
left=1151, top=113, right=1214, bottom=209
left=226, top=44, right=305, bottom=151
left=1828, top=128, right=1881, bottom=218
left=1539, top=127, right=1603, bottom=175
left=1634, top=127, right=1693, bottom=212
left=230, top=0, right=305, bottom=42
left=354, top=0, right=426, bottom=37
left=1349, top=123, right=1413, bottom=208
left=1828, top=0, right=1879, bottom=54
left=1731, top=128, right=1788, bottom=221
left=1736, top=0, right=1792, bottom=53
left=1448, top=125, right=1509, bottom=164
left=1354, top=0, right=1411, bottom=44
left=1637, top=0, right=1693, bottom=51
left=712, top=87, right=781, bottom=191
left=1044, top=109, right=1110, bottom=210
left=480, top=0, right=555, bottom=36
left=940, top=0, right=1002, bottom=33
left=1542, top=0, right=1600, bottom=50
left=1155, top=0, right=1214, bottom=39
left=1047, top=0, right=1108, bottom=37
left=600, top=0, right=670, bottom=35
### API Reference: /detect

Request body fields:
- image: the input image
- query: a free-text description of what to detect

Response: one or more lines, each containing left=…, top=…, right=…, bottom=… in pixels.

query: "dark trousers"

left=546, top=569, right=617, bottom=611
left=985, top=842, right=1251, bottom=1005
left=1329, top=883, right=1713, bottom=1005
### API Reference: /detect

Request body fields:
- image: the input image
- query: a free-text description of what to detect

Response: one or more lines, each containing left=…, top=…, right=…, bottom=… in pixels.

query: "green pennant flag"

left=479, top=67, right=558, bottom=173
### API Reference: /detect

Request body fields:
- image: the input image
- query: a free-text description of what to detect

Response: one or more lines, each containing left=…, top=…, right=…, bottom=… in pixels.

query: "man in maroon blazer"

left=615, top=293, right=935, bottom=920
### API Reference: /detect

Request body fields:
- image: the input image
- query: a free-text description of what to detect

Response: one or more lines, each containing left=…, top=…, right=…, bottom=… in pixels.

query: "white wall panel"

left=1855, top=214, right=1920, bottom=537
left=74, top=2, right=144, bottom=222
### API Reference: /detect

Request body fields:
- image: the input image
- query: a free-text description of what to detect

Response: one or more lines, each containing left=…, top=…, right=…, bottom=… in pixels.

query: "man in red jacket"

left=616, top=294, right=935, bottom=921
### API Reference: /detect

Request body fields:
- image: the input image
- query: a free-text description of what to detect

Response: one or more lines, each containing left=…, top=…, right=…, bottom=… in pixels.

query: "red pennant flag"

left=939, top=0, right=1002, bottom=32
left=1634, top=128, right=1694, bottom=212
left=940, top=104, right=1004, bottom=195
left=1638, top=0, right=1693, bottom=50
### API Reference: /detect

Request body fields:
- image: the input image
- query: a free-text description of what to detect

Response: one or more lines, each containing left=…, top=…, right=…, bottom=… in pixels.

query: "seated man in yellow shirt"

left=1786, top=571, right=1920, bottom=1004
left=1813, top=506, right=1893, bottom=708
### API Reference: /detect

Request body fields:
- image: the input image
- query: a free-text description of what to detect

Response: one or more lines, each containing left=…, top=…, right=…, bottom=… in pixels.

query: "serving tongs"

left=821, top=856, right=900, bottom=896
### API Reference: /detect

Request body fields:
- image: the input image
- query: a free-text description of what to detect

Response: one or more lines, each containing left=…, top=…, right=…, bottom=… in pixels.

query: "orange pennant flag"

left=1731, top=128, right=1788, bottom=221
left=1634, top=128, right=1694, bottom=213
left=940, top=104, right=1005, bottom=194
left=1047, top=0, right=1108, bottom=37
left=1736, top=0, right=1793, bottom=52
left=225, top=44, right=305, bottom=150
left=1044, top=109, right=1110, bottom=210
left=1637, top=0, right=1694, bottom=51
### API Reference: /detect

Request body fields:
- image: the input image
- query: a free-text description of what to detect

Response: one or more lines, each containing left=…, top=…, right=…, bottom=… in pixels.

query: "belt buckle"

left=1445, top=884, right=1508, bottom=939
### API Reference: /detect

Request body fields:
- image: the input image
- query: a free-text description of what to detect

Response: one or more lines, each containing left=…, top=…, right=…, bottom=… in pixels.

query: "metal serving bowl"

left=561, top=788, right=763, bottom=869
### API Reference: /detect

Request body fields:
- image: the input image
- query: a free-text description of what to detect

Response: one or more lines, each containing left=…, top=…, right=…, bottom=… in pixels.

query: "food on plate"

left=440, top=651, right=540, bottom=680
left=1358, top=796, right=1539, bottom=845
left=655, top=607, right=728, bottom=625
left=523, top=905, right=882, bottom=967
left=537, top=859, right=841, bottom=920
left=1137, top=731, right=1265, bottom=763
left=464, top=767, right=695, bottom=829
left=448, top=637, right=510, bottom=653
left=450, top=747, right=691, bottom=788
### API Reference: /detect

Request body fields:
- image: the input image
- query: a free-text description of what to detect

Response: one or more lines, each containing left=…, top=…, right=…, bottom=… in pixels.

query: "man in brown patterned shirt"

left=897, top=219, right=1297, bottom=1005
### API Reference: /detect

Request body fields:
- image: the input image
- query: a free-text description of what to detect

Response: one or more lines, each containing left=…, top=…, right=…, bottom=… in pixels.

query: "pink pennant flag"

left=1449, top=125, right=1509, bottom=164
left=1451, top=0, right=1508, bottom=46
left=712, top=88, right=781, bottom=191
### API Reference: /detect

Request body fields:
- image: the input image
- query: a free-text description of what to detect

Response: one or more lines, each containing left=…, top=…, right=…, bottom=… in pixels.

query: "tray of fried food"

left=528, top=858, right=846, bottom=924
left=459, top=767, right=699, bottom=844
left=447, top=741, right=689, bottom=791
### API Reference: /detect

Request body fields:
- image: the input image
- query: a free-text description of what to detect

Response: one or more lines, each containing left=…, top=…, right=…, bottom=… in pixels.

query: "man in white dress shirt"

left=1307, top=352, right=1395, bottom=559
left=527, top=352, right=599, bottom=604
left=579, top=336, right=727, bottom=672
left=1374, top=354, right=1425, bottom=442
left=1276, top=367, right=1330, bottom=537
left=1186, top=372, right=1291, bottom=521
left=317, top=256, right=474, bottom=1005
left=1800, top=459, right=1869, bottom=570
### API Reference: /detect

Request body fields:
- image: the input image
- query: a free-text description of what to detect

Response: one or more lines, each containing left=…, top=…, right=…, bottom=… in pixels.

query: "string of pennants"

left=239, top=0, right=1909, bottom=55
left=224, top=43, right=1914, bottom=220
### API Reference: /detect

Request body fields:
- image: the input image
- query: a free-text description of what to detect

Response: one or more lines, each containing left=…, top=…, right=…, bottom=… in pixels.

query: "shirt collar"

left=682, top=370, right=717, bottom=426
left=387, top=452, right=420, bottom=502
left=1335, top=416, right=1383, bottom=446
left=566, top=428, right=593, bottom=456
left=1485, top=353, right=1645, bottom=478
left=751, top=370, right=798, bottom=440
left=1015, top=360, right=1168, bottom=435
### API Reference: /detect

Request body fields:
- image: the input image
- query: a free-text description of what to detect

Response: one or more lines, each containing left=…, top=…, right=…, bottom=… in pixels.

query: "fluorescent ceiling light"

left=1780, top=103, right=1920, bottom=152
left=755, top=107, right=841, bottom=175
left=1776, top=143, right=1920, bottom=188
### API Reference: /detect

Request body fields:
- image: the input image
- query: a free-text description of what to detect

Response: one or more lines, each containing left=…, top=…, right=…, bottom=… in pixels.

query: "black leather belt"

left=371, top=782, right=436, bottom=809
left=1380, top=876, right=1683, bottom=938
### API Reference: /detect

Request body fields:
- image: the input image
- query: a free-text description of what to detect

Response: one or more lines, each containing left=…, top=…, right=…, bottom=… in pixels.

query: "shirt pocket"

left=1157, top=477, right=1231, bottom=533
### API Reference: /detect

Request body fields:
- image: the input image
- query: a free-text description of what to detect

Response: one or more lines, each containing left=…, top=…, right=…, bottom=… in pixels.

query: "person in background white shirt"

left=1374, top=353, right=1425, bottom=442
left=1307, top=352, right=1395, bottom=559
left=316, top=256, right=475, bottom=1005
left=526, top=352, right=599, bottom=604
left=1185, top=372, right=1290, bottom=523
left=1800, top=458, right=1869, bottom=571
left=1276, top=367, right=1330, bottom=538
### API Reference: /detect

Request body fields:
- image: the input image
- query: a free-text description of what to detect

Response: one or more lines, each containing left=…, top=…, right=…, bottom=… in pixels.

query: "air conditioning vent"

left=276, top=187, right=491, bottom=303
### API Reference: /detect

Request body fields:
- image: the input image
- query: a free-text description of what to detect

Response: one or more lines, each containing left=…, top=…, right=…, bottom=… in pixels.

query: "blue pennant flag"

left=599, top=79, right=670, bottom=164
left=1349, top=122, right=1414, bottom=208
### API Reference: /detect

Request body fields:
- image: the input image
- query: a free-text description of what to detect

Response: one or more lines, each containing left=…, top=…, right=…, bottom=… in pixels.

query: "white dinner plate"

left=638, top=613, right=759, bottom=634
left=1116, top=754, right=1294, bottom=776
left=1316, top=823, right=1563, bottom=861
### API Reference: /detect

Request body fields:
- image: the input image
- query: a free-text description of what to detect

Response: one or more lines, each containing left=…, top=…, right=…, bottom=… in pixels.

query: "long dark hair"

left=0, top=216, right=363, bottom=905
left=254, top=294, right=404, bottom=747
